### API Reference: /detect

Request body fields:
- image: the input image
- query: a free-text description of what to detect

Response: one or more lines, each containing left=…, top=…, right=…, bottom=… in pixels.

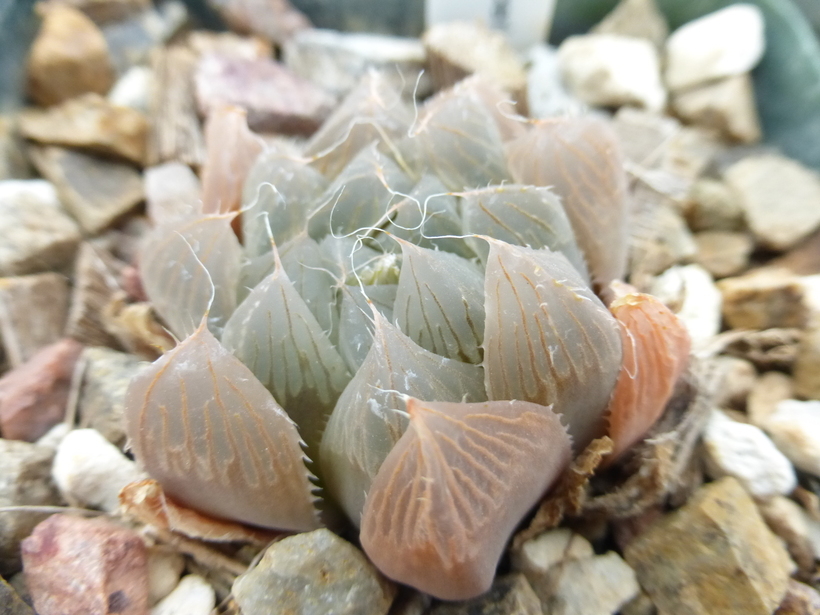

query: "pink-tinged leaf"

left=604, top=291, right=691, bottom=463
left=124, top=322, right=320, bottom=532
left=360, top=397, right=571, bottom=600
left=454, top=74, right=528, bottom=142
left=320, top=312, right=486, bottom=526
left=483, top=241, right=622, bottom=450
left=506, top=117, right=629, bottom=290
left=139, top=213, right=241, bottom=339
left=201, top=106, right=263, bottom=215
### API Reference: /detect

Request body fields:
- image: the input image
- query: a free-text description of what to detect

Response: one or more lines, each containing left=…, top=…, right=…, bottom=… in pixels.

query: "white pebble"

left=764, top=400, right=820, bottom=477
left=703, top=410, right=796, bottom=498
left=558, top=34, right=667, bottom=111
left=108, top=66, right=153, bottom=113
left=665, top=4, right=765, bottom=91
left=147, top=548, right=186, bottom=606
left=512, top=528, right=594, bottom=576
left=649, top=264, right=722, bottom=347
left=151, top=575, right=215, bottom=615
left=52, top=428, right=143, bottom=511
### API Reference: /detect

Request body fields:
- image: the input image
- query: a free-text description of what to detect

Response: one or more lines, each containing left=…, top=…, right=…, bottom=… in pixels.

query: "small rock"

left=0, top=338, right=83, bottom=442
left=536, top=552, right=640, bottom=615
left=758, top=496, right=816, bottom=574
left=77, top=346, right=143, bottom=446
left=557, top=34, right=666, bottom=112
left=186, top=30, right=272, bottom=61
left=770, top=228, right=820, bottom=277
left=151, top=575, right=214, bottom=615
left=684, top=177, right=744, bottom=232
left=625, top=477, right=794, bottom=615
left=691, top=231, right=753, bottom=278
left=108, top=65, right=153, bottom=113
left=146, top=547, right=185, bottom=606
left=50, top=0, right=151, bottom=25
left=703, top=410, right=797, bottom=499
left=672, top=74, right=761, bottom=144
left=26, top=4, right=115, bottom=106
left=711, top=355, right=757, bottom=409
left=0, top=575, right=34, bottom=615
left=209, top=0, right=310, bottom=46
left=427, top=574, right=542, bottom=615
left=144, top=161, right=200, bottom=225
left=648, top=264, right=722, bottom=346
left=664, top=4, right=765, bottom=92
left=35, top=422, right=71, bottom=450
left=0, top=439, right=60, bottom=576
left=423, top=21, right=526, bottom=106
left=620, top=593, right=656, bottom=615
left=718, top=268, right=810, bottom=330
left=724, top=154, right=820, bottom=251
left=65, top=242, right=125, bottom=348
left=233, top=528, right=395, bottom=615
left=765, top=399, right=820, bottom=477
left=794, top=323, right=820, bottom=400
left=29, top=146, right=144, bottom=235
left=0, top=180, right=81, bottom=277
left=194, top=54, right=334, bottom=135
left=526, top=45, right=585, bottom=119
left=511, top=529, right=594, bottom=578
left=610, top=107, right=680, bottom=168
left=0, top=272, right=69, bottom=368
left=52, top=428, right=142, bottom=511
left=591, top=0, right=668, bottom=48
left=0, top=117, right=32, bottom=181
left=630, top=201, right=697, bottom=279
left=748, top=371, right=795, bottom=426
left=776, top=580, right=820, bottom=615
left=22, top=515, right=148, bottom=615
left=285, top=29, right=429, bottom=99
left=722, top=328, right=803, bottom=372
left=19, top=93, right=148, bottom=165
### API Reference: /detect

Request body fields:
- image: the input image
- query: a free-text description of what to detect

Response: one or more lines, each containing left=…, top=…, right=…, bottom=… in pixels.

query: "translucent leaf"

left=307, top=144, right=414, bottom=240
left=454, top=74, right=529, bottom=142
left=413, top=87, right=511, bottom=190
left=483, top=241, right=622, bottom=450
left=123, top=322, right=320, bottom=532
left=506, top=117, right=629, bottom=290
left=605, top=287, right=691, bottom=463
left=360, top=397, right=572, bottom=600
left=376, top=174, right=474, bottom=258
left=461, top=184, right=589, bottom=281
left=318, top=234, right=381, bottom=283
left=337, top=283, right=397, bottom=372
left=241, top=151, right=328, bottom=257
left=394, top=240, right=485, bottom=363
left=221, top=249, right=351, bottom=458
left=304, top=71, right=414, bottom=178
left=320, top=313, right=487, bottom=526
left=139, top=214, right=241, bottom=340
left=200, top=106, right=263, bottom=215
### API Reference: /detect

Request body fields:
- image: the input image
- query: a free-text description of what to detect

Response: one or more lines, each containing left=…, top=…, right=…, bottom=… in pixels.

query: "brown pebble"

left=26, top=5, right=114, bottom=106
left=21, top=515, right=148, bottom=615
left=776, top=580, right=820, bottom=615
left=0, top=338, right=83, bottom=442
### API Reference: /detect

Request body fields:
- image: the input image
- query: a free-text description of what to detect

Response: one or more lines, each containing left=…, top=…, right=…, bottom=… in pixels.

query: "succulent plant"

left=124, top=71, right=690, bottom=600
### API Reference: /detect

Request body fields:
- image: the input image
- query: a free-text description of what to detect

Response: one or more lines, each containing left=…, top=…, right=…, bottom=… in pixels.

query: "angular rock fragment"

left=718, top=268, right=810, bottom=330
left=664, top=4, right=765, bottom=91
left=18, top=93, right=148, bottom=165
left=748, top=371, right=794, bottom=426
left=648, top=264, right=722, bottom=346
left=0, top=272, right=69, bottom=367
left=776, top=580, right=820, bottom=615
left=592, top=0, right=668, bottom=48
left=684, top=177, right=743, bottom=232
left=0, top=338, right=83, bottom=442
left=195, top=54, right=334, bottom=135
left=28, top=146, right=144, bottom=234
left=52, top=428, right=142, bottom=511
left=233, top=529, right=395, bottom=615
left=512, top=529, right=594, bottom=579
left=54, top=0, right=151, bottom=25
left=794, top=323, right=820, bottom=400
left=691, top=231, right=753, bottom=278
left=0, top=116, right=32, bottom=181
left=0, top=576, right=34, bottom=615
left=284, top=29, right=428, bottom=98
left=625, top=477, right=794, bottom=615
left=427, top=574, right=542, bottom=615
left=758, top=497, right=817, bottom=576
left=0, top=180, right=81, bottom=277
left=22, top=515, right=148, bottom=615
left=724, top=154, right=820, bottom=251
left=151, top=575, right=215, bottom=615
left=361, top=398, right=572, bottom=600
left=146, top=547, right=185, bottom=606
left=208, top=0, right=310, bottom=46
left=764, top=400, right=820, bottom=477
left=0, top=439, right=60, bottom=576
left=26, top=4, right=115, bottom=106
left=558, top=34, right=666, bottom=112
left=77, top=346, right=142, bottom=446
